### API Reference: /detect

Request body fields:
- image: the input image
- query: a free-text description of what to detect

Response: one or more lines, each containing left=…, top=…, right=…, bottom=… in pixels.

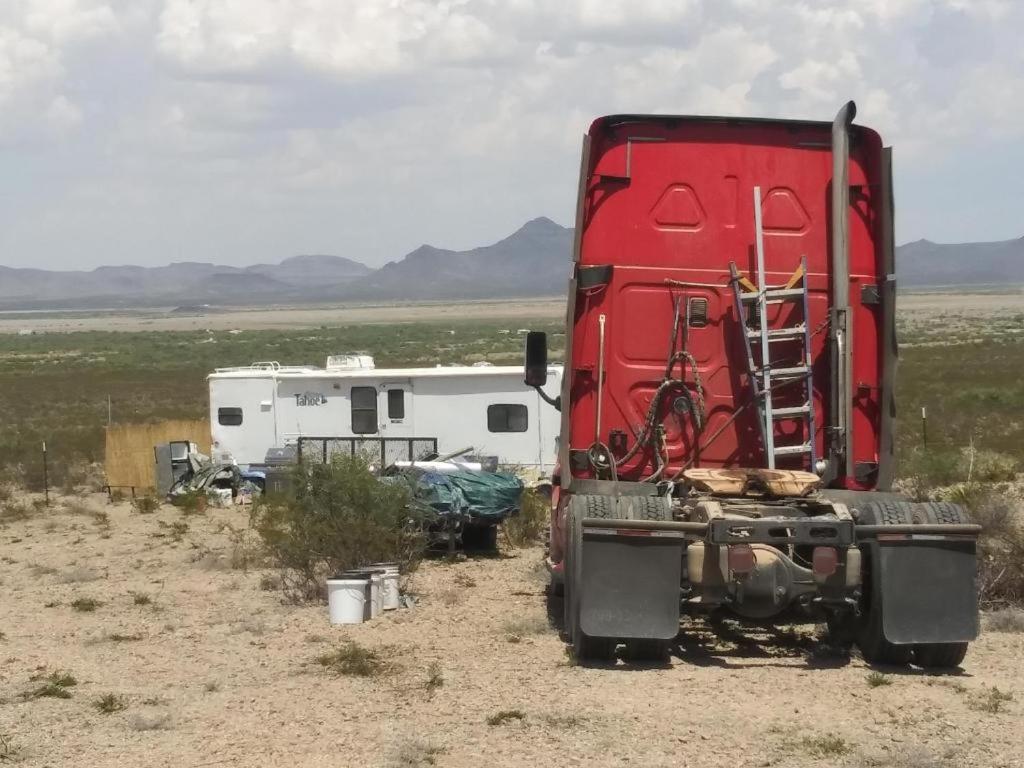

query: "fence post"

left=42, top=441, right=49, bottom=507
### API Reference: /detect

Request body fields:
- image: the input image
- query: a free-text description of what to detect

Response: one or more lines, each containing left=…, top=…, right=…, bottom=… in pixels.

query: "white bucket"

left=370, top=573, right=383, bottom=618
left=326, top=578, right=367, bottom=625
left=372, top=565, right=400, bottom=611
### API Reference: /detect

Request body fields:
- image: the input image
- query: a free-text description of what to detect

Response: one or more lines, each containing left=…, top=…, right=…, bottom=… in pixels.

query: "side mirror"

left=524, top=331, right=548, bottom=387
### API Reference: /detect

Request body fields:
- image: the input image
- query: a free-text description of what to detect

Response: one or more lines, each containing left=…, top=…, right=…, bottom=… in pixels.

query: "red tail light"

left=812, top=546, right=839, bottom=577
left=728, top=544, right=756, bottom=574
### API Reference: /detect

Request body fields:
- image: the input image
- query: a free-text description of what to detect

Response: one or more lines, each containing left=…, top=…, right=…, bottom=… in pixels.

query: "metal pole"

left=107, top=395, right=112, bottom=426
left=921, top=406, right=928, bottom=448
left=42, top=441, right=49, bottom=507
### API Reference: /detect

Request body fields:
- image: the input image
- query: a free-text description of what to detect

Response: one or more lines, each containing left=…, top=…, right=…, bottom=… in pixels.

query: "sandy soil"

left=1, top=493, right=1022, bottom=768
left=0, top=299, right=565, bottom=335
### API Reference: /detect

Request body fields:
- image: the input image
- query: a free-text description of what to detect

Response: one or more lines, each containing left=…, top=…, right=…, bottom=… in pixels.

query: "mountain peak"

left=515, top=216, right=566, bottom=236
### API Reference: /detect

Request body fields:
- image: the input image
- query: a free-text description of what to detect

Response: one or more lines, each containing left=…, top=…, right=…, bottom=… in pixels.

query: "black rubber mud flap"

left=875, top=539, right=979, bottom=645
left=577, top=526, right=684, bottom=641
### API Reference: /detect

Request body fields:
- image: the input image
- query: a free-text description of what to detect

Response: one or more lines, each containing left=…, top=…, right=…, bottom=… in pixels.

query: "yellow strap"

left=784, top=263, right=805, bottom=289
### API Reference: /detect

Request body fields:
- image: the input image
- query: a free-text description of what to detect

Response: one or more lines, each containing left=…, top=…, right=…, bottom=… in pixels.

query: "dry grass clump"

left=132, top=495, right=159, bottom=514
left=390, top=738, right=445, bottom=767
left=784, top=733, right=851, bottom=758
left=316, top=641, right=391, bottom=677
left=94, top=693, right=128, bottom=714
left=486, top=709, right=525, bottom=726
left=503, top=487, right=549, bottom=547
left=866, top=672, right=892, bottom=688
left=503, top=613, right=550, bottom=643
left=986, top=608, right=1024, bottom=633
left=0, top=500, right=32, bottom=524
left=969, top=686, right=1013, bottom=714
left=966, top=490, right=1024, bottom=607
left=70, top=597, right=102, bottom=612
left=24, top=670, right=77, bottom=700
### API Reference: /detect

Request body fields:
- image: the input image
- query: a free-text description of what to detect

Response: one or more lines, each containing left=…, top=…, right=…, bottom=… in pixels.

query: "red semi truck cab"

left=525, top=103, right=978, bottom=667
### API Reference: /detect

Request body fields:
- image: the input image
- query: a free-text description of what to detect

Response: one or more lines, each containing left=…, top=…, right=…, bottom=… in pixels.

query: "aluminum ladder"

left=729, top=186, right=817, bottom=471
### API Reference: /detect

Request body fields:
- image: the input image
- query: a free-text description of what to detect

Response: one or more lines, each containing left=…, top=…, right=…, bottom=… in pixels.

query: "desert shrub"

left=970, top=450, right=1019, bottom=482
left=317, top=641, right=390, bottom=677
left=60, top=460, right=104, bottom=495
left=171, top=490, right=205, bottom=515
left=959, top=489, right=1024, bottom=607
left=503, top=487, right=549, bottom=547
left=132, top=495, right=159, bottom=514
left=94, top=693, right=128, bottom=714
left=898, top=446, right=962, bottom=498
left=70, top=597, right=102, bottom=612
left=0, top=500, right=32, bottom=524
left=25, top=670, right=77, bottom=699
left=252, top=456, right=422, bottom=601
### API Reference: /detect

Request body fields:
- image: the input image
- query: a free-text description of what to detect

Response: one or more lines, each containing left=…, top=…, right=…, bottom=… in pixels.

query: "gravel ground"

left=1, top=493, right=1021, bottom=768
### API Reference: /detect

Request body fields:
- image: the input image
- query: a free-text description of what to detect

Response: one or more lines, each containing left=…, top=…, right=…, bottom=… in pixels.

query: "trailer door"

left=379, top=380, right=414, bottom=441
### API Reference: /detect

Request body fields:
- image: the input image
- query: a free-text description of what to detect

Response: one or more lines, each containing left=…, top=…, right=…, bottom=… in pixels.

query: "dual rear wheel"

left=562, top=494, right=674, bottom=663
left=849, top=500, right=971, bottom=670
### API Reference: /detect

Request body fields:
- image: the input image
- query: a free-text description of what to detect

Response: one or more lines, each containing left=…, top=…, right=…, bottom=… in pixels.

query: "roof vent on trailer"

left=326, top=354, right=375, bottom=370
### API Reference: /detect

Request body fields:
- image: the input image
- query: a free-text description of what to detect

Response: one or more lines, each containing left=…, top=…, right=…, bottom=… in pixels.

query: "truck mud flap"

left=578, top=523, right=685, bottom=641
left=873, top=538, right=979, bottom=644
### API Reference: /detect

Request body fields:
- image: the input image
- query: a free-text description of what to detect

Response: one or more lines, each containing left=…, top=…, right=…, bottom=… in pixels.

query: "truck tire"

left=622, top=495, right=674, bottom=522
left=624, top=638, right=671, bottom=663
left=910, top=502, right=971, bottom=670
left=913, top=642, right=969, bottom=669
left=564, top=494, right=624, bottom=663
left=854, top=501, right=915, bottom=665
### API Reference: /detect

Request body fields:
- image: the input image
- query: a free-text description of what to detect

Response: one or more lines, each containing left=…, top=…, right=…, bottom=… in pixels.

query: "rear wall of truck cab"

left=566, top=114, right=886, bottom=488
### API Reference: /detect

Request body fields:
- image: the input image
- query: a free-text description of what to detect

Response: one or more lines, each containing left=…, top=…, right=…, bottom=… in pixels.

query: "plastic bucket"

left=369, top=573, right=383, bottom=618
left=369, top=563, right=401, bottom=611
left=338, top=570, right=374, bottom=620
left=326, top=578, right=367, bottom=625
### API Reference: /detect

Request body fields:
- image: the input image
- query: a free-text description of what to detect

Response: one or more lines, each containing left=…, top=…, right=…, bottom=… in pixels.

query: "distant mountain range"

left=895, top=236, right=1024, bottom=287
left=0, top=219, right=1019, bottom=309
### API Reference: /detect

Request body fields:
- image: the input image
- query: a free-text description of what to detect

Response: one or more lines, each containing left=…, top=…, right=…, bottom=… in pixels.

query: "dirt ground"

left=0, top=299, right=565, bottom=334
left=1, top=493, right=1022, bottom=768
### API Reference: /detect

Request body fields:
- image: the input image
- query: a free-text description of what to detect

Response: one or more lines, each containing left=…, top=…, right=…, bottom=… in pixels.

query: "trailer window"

left=351, top=387, right=378, bottom=434
left=487, top=404, right=528, bottom=433
left=387, top=388, right=405, bottom=420
left=217, top=407, right=243, bottom=426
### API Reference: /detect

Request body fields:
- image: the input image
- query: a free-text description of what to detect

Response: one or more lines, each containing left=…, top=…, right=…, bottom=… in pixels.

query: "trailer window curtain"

left=351, top=387, right=378, bottom=434
left=387, top=389, right=405, bottom=420
left=487, top=404, right=528, bottom=433
left=218, top=407, right=243, bottom=426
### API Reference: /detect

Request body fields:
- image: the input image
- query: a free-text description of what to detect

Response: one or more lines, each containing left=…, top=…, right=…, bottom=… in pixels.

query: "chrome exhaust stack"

left=827, top=101, right=856, bottom=482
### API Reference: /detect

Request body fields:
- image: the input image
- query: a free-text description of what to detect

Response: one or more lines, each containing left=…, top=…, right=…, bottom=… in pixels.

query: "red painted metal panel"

left=568, top=115, right=885, bottom=489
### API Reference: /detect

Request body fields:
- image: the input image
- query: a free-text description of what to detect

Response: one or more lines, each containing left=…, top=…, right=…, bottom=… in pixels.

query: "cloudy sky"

left=1, top=0, right=1021, bottom=271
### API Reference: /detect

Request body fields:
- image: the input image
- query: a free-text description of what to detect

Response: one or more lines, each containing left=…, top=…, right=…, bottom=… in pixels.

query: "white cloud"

left=1, top=0, right=1023, bottom=269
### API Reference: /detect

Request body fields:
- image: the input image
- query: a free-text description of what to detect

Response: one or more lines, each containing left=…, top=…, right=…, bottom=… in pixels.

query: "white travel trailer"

left=208, top=356, right=562, bottom=473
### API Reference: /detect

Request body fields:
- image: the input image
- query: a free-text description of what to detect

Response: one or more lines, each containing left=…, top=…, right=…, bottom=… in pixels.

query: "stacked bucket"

left=326, top=563, right=401, bottom=624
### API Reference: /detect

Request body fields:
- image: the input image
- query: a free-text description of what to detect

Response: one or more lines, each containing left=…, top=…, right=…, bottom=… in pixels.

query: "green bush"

left=252, top=456, right=422, bottom=602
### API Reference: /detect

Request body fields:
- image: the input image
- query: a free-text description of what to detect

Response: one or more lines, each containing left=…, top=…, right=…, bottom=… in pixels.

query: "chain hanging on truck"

left=729, top=186, right=817, bottom=472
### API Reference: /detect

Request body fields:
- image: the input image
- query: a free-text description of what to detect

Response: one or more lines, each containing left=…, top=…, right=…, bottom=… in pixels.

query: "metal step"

left=753, top=365, right=810, bottom=379
left=741, top=288, right=805, bottom=302
left=747, top=325, right=806, bottom=341
left=774, top=443, right=813, bottom=456
left=771, top=404, right=811, bottom=418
